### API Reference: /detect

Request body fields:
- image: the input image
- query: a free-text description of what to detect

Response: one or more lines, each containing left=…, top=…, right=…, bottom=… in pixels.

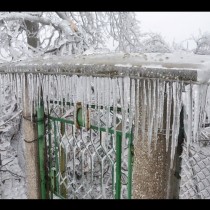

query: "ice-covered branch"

left=56, top=12, right=78, bottom=32
left=0, top=12, right=74, bottom=38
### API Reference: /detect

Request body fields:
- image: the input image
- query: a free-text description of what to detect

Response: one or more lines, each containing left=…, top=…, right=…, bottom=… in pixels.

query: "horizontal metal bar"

left=49, top=100, right=123, bottom=112
left=49, top=116, right=74, bottom=125
left=0, top=69, right=205, bottom=84
left=48, top=116, right=131, bottom=138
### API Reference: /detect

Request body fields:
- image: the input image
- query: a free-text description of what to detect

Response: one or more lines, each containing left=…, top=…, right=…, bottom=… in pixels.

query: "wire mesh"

left=179, top=127, right=210, bottom=199
left=46, top=101, right=133, bottom=199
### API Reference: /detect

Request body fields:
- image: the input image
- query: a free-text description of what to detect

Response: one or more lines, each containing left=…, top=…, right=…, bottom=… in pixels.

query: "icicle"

left=165, top=82, right=172, bottom=152
left=17, top=74, right=20, bottom=107
left=48, top=75, right=51, bottom=114
left=129, top=79, right=135, bottom=133
left=8, top=73, right=11, bottom=95
left=198, top=83, right=208, bottom=138
left=12, top=74, right=14, bottom=97
left=72, top=75, right=77, bottom=130
left=42, top=75, right=46, bottom=111
left=86, top=76, right=91, bottom=106
left=14, top=73, right=17, bottom=104
left=103, top=77, right=109, bottom=153
left=37, top=73, right=41, bottom=107
left=3, top=73, right=5, bottom=106
left=170, top=82, right=177, bottom=167
left=55, top=74, right=58, bottom=105
left=58, top=74, right=62, bottom=109
left=0, top=74, right=2, bottom=107
left=141, top=79, right=146, bottom=143
left=69, top=75, right=73, bottom=105
left=82, top=76, right=87, bottom=129
left=186, top=83, right=192, bottom=153
left=97, top=76, right=101, bottom=133
left=133, top=79, right=138, bottom=142
left=46, top=75, right=49, bottom=111
left=121, top=76, right=129, bottom=161
left=151, top=79, right=157, bottom=149
left=170, top=82, right=182, bottom=168
left=9, top=73, right=11, bottom=97
left=86, top=76, right=91, bottom=123
left=59, top=74, right=63, bottom=110
left=106, top=77, right=111, bottom=147
left=158, top=81, right=166, bottom=132
left=153, top=79, right=159, bottom=148
left=174, top=82, right=182, bottom=149
left=51, top=74, right=55, bottom=110
left=29, top=73, right=33, bottom=121
left=22, top=73, right=26, bottom=113
left=33, top=74, right=37, bottom=116
left=112, top=78, right=117, bottom=152
left=147, top=79, right=152, bottom=152
left=192, top=84, right=200, bottom=143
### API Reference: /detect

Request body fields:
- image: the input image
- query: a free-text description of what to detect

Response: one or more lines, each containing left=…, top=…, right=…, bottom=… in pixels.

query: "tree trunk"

left=24, top=19, right=39, bottom=49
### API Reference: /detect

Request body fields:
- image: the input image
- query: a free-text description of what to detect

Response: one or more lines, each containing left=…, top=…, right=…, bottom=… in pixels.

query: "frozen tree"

left=171, top=39, right=192, bottom=53
left=0, top=12, right=171, bottom=62
left=141, top=33, right=171, bottom=53
left=192, top=32, right=210, bottom=55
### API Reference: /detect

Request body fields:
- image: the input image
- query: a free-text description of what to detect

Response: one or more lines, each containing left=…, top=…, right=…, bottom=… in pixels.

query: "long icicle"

left=141, top=79, right=146, bottom=143
left=165, top=82, right=172, bottom=152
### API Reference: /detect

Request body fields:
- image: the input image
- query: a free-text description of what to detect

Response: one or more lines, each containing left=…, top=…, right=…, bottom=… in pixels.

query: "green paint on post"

left=77, top=108, right=83, bottom=127
left=115, top=131, right=122, bottom=199
left=127, top=133, right=134, bottom=199
left=53, top=121, right=60, bottom=194
left=47, top=101, right=53, bottom=199
left=37, top=99, right=46, bottom=199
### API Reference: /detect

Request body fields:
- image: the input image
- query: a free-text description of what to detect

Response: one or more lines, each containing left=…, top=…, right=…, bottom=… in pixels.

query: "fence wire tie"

left=24, top=131, right=51, bottom=143
left=22, top=115, right=45, bottom=124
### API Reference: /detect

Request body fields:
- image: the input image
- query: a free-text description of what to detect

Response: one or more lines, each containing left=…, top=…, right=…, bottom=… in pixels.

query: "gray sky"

left=136, top=12, right=210, bottom=49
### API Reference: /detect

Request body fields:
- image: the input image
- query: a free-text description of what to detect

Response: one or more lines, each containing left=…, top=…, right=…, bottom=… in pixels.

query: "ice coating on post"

left=165, top=82, right=172, bottom=152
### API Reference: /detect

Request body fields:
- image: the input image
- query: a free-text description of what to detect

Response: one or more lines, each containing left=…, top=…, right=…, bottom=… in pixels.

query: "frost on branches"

left=0, top=12, right=172, bottom=63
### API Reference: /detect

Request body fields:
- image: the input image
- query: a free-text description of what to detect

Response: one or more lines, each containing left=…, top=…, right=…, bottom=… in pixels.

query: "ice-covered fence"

left=1, top=52, right=210, bottom=199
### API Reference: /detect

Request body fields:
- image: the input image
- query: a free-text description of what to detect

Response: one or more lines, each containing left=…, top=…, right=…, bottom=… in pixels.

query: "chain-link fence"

left=45, top=100, right=133, bottom=199
left=179, top=128, right=210, bottom=199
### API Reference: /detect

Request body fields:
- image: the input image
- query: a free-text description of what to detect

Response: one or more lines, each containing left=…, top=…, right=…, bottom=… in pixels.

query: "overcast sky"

left=136, top=12, right=210, bottom=49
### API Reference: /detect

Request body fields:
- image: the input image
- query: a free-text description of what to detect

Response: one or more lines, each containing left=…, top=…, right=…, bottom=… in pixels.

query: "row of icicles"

left=0, top=72, right=209, bottom=167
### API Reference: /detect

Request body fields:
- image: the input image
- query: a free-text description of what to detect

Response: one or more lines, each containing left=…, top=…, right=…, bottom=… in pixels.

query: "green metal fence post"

left=37, top=98, right=46, bottom=199
left=127, top=132, right=134, bottom=199
left=54, top=121, right=60, bottom=194
left=47, top=99, right=53, bottom=199
left=115, top=131, right=122, bottom=199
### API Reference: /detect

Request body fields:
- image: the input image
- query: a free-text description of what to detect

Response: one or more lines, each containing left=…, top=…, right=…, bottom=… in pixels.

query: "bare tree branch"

left=56, top=12, right=78, bottom=32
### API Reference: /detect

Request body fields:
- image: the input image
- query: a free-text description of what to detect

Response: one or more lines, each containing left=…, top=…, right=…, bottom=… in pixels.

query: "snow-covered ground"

left=0, top=87, right=27, bottom=199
